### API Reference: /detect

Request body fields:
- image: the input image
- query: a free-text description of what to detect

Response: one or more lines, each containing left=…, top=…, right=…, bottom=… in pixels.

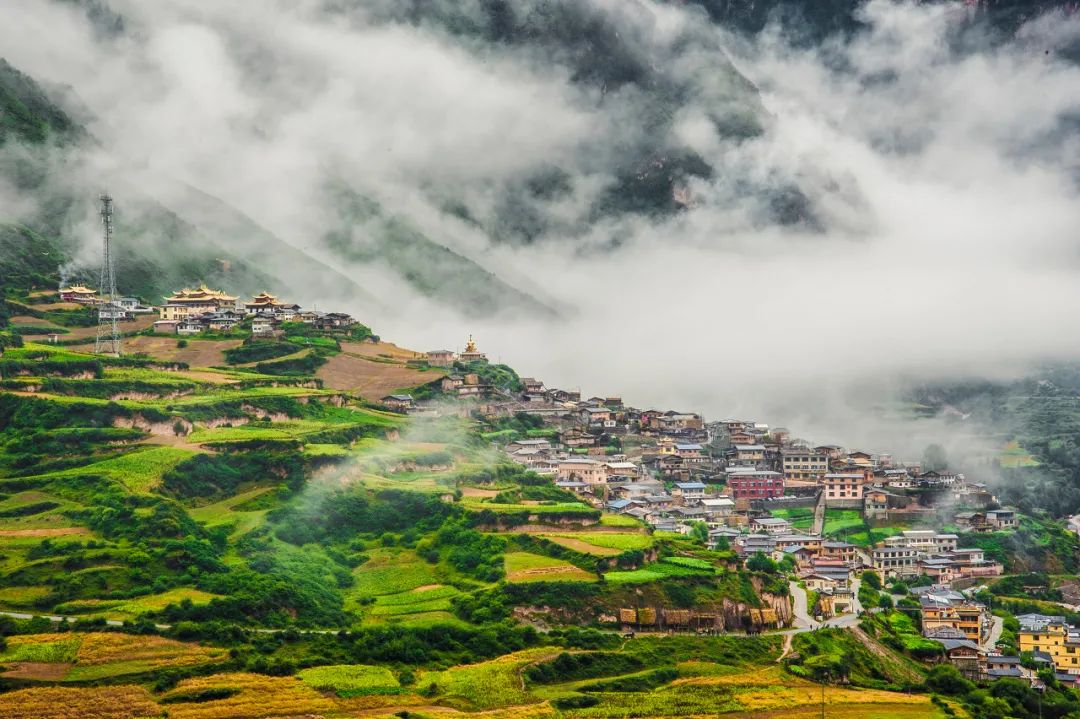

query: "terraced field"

left=54, top=588, right=220, bottom=621
left=318, top=340, right=446, bottom=399
left=505, top=551, right=597, bottom=583
left=0, top=632, right=226, bottom=682
left=538, top=532, right=653, bottom=556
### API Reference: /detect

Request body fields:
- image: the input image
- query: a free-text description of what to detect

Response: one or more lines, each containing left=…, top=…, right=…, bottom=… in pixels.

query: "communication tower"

left=94, top=194, right=122, bottom=356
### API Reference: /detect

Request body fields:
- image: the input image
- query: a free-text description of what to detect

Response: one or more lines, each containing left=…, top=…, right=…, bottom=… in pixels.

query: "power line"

left=94, top=194, right=122, bottom=357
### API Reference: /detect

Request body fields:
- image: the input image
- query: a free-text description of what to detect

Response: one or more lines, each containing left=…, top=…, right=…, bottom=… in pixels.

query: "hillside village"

left=6, top=278, right=1080, bottom=699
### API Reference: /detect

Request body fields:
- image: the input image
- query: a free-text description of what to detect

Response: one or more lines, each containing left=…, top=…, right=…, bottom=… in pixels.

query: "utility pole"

left=94, top=194, right=121, bottom=356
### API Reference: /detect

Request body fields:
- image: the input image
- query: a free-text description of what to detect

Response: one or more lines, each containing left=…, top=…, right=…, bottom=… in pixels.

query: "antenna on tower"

left=94, top=194, right=122, bottom=357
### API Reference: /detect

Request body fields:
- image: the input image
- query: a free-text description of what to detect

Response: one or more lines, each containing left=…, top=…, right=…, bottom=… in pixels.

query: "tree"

left=923, top=444, right=948, bottom=472
left=925, top=664, right=974, bottom=695
left=862, top=571, right=881, bottom=590
left=746, top=552, right=778, bottom=573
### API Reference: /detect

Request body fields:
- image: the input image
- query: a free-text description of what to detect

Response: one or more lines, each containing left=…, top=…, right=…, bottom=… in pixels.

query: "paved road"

left=0, top=610, right=342, bottom=635
left=811, top=492, right=826, bottom=536
left=982, top=615, right=1003, bottom=650
left=789, top=581, right=819, bottom=630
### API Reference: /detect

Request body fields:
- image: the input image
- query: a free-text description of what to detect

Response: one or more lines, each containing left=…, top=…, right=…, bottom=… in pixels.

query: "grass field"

left=505, top=552, right=597, bottom=583
left=297, top=664, right=402, bottom=696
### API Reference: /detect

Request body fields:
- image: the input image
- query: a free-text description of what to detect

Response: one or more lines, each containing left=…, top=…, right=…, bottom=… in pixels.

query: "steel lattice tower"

left=94, top=194, right=122, bottom=356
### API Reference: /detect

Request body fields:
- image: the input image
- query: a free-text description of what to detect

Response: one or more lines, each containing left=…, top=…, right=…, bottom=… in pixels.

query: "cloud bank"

left=3, top=0, right=1080, bottom=449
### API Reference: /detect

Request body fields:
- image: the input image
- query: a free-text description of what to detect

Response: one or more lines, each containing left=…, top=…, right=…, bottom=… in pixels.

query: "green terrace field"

left=8, top=446, right=199, bottom=493
left=603, top=556, right=718, bottom=584
left=346, top=547, right=466, bottom=625
left=823, top=509, right=865, bottom=535
left=52, top=588, right=221, bottom=621
left=767, top=507, right=814, bottom=530
left=538, top=531, right=653, bottom=556
left=297, top=663, right=402, bottom=696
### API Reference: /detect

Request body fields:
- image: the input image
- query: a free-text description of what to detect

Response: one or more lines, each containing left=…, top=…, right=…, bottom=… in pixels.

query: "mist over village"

left=4, top=1, right=1080, bottom=718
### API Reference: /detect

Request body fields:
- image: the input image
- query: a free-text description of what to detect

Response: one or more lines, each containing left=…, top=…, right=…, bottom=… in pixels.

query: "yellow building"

left=919, top=594, right=989, bottom=644
left=160, top=285, right=237, bottom=321
left=1018, top=614, right=1080, bottom=673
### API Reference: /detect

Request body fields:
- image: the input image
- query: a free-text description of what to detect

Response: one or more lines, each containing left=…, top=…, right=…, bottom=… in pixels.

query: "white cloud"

left=3, top=0, right=1080, bottom=449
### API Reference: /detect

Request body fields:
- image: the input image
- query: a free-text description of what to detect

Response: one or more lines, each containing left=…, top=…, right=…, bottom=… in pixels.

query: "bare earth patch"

left=318, top=350, right=444, bottom=400
left=69, top=335, right=243, bottom=366
left=539, top=536, right=621, bottom=556
left=0, top=662, right=72, bottom=680
left=459, top=486, right=500, bottom=498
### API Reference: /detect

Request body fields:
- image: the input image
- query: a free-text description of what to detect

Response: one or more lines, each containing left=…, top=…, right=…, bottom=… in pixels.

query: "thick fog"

left=4, top=0, right=1080, bottom=452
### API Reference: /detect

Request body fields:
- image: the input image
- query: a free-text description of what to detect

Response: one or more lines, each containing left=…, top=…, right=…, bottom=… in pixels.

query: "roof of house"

left=675, top=443, right=703, bottom=450
left=675, top=482, right=706, bottom=490
left=1017, top=613, right=1067, bottom=631
left=733, top=444, right=767, bottom=451
left=607, top=499, right=632, bottom=510
left=383, top=394, right=413, bottom=402
left=752, top=517, right=790, bottom=526
left=987, top=656, right=1021, bottom=665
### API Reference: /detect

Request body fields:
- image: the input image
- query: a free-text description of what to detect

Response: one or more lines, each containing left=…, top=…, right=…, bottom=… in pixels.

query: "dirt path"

left=776, top=632, right=795, bottom=662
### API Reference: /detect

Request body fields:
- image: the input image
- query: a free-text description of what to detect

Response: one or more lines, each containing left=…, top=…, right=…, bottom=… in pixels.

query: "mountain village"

left=43, top=280, right=1080, bottom=689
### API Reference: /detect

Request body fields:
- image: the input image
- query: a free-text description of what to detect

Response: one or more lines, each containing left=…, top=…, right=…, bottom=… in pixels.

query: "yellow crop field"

left=565, top=667, right=949, bottom=718
left=0, top=685, right=160, bottom=719
left=163, top=672, right=338, bottom=719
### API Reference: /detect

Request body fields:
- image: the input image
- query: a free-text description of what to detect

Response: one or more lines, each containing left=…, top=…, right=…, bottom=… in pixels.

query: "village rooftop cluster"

left=389, top=371, right=1055, bottom=685
left=59, top=284, right=358, bottom=336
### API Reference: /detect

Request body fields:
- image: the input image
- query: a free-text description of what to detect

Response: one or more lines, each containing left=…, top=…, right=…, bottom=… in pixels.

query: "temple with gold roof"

left=59, top=285, right=98, bottom=304
left=458, top=335, right=487, bottom=362
left=160, top=285, right=238, bottom=321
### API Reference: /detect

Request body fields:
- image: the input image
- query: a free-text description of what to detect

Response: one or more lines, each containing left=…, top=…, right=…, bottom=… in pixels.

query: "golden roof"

left=464, top=335, right=478, bottom=353
left=164, top=284, right=237, bottom=303
left=246, top=291, right=282, bottom=307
